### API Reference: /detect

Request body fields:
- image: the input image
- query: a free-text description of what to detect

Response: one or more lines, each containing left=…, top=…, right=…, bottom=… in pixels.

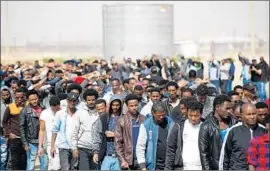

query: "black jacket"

left=198, top=113, right=237, bottom=170
left=220, top=123, right=267, bottom=170
left=98, top=113, right=110, bottom=162
left=20, top=104, right=45, bottom=147
left=165, top=121, right=184, bottom=170
left=165, top=118, right=205, bottom=170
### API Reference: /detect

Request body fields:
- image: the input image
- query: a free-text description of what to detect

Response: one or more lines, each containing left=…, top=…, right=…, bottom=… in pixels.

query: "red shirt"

left=247, top=134, right=270, bottom=170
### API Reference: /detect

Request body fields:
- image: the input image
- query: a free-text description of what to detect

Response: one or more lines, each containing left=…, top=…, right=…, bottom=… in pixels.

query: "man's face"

left=11, top=83, right=18, bottom=93
left=111, top=100, right=121, bottom=114
left=70, top=89, right=80, bottom=97
left=167, top=86, right=177, bottom=99
left=67, top=99, right=77, bottom=109
left=15, top=92, right=24, bottom=105
left=187, top=109, right=201, bottom=125
left=150, top=92, right=160, bottom=102
left=112, top=80, right=120, bottom=93
left=197, top=95, right=207, bottom=104
left=217, top=101, right=233, bottom=119
left=51, top=105, right=61, bottom=114
left=233, top=107, right=242, bottom=121
left=112, top=63, right=118, bottom=70
left=127, top=100, right=138, bottom=115
left=231, top=95, right=241, bottom=104
left=134, top=89, right=144, bottom=101
left=242, top=105, right=257, bottom=126
left=96, top=103, right=106, bottom=114
left=129, top=79, right=137, bottom=90
left=47, top=72, right=54, bottom=80
left=180, top=104, right=188, bottom=117
left=28, top=94, right=39, bottom=107
left=256, top=108, right=268, bottom=125
left=142, top=80, right=149, bottom=91
left=1, top=90, right=10, bottom=101
left=235, top=88, right=243, bottom=98
left=182, top=91, right=192, bottom=98
left=56, top=72, right=64, bottom=78
left=153, top=110, right=165, bottom=124
left=93, top=86, right=103, bottom=97
left=86, top=96, right=96, bottom=109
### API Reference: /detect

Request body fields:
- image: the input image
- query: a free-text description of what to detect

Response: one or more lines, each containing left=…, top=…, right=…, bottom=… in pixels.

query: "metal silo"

left=103, top=4, right=174, bottom=60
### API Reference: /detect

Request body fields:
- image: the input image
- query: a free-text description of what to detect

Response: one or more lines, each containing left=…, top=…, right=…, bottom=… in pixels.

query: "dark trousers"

left=59, top=148, right=78, bottom=170
left=221, top=80, right=228, bottom=94
left=7, top=138, right=27, bottom=170
left=78, top=148, right=97, bottom=170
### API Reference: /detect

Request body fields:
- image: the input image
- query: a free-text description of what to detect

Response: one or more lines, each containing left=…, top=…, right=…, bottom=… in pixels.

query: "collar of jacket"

left=210, top=112, right=235, bottom=127
left=26, top=104, right=45, bottom=114
left=125, top=111, right=140, bottom=123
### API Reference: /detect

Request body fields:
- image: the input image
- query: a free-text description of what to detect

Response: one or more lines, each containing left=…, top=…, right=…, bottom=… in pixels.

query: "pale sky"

left=1, top=1, right=269, bottom=46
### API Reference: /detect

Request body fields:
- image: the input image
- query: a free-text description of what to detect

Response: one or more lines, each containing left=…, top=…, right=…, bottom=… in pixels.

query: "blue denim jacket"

left=51, top=109, right=79, bottom=149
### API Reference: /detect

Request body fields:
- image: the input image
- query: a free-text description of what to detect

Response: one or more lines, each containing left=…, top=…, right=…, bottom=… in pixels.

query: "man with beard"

left=115, top=94, right=146, bottom=170
left=255, top=102, right=269, bottom=126
left=98, top=97, right=123, bottom=170
left=95, top=99, right=107, bottom=116
left=141, top=88, right=161, bottom=117
left=162, top=81, right=180, bottom=117
left=2, top=88, right=27, bottom=170
left=136, top=101, right=174, bottom=170
left=219, top=103, right=268, bottom=170
left=71, top=89, right=102, bottom=170
left=1, top=87, right=12, bottom=135
left=199, top=94, right=237, bottom=170
left=51, top=92, right=81, bottom=170
left=133, top=85, right=147, bottom=113
left=20, top=89, right=47, bottom=170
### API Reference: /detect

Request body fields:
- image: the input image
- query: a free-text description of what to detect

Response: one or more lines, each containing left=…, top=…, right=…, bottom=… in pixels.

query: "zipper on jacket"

left=250, top=129, right=253, bottom=139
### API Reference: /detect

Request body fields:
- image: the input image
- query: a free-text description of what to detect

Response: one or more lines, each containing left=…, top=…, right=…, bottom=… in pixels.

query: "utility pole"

left=249, top=1, right=255, bottom=57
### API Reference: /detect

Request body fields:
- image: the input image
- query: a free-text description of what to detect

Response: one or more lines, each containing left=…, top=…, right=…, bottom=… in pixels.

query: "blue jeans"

left=259, top=81, right=267, bottom=101
left=243, top=79, right=251, bottom=86
left=0, top=136, right=7, bottom=170
left=26, top=143, right=48, bottom=170
left=227, top=80, right=233, bottom=92
left=210, top=80, right=220, bottom=94
left=101, top=156, right=120, bottom=170
left=252, top=82, right=261, bottom=99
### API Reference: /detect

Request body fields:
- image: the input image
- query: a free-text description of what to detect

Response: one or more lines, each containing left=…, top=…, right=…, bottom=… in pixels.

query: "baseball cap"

left=66, top=92, right=79, bottom=100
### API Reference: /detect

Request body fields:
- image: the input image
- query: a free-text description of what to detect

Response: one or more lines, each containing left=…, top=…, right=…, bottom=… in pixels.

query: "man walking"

left=51, top=92, right=80, bottom=170
left=136, top=101, right=174, bottom=170
left=37, top=96, right=62, bottom=170
left=115, top=94, right=146, bottom=170
left=2, top=88, right=27, bottom=170
left=20, top=90, right=47, bottom=170
left=71, top=89, right=102, bottom=170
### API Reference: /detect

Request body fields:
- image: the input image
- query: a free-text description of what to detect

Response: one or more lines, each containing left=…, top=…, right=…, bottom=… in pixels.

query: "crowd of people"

left=0, top=53, right=269, bottom=170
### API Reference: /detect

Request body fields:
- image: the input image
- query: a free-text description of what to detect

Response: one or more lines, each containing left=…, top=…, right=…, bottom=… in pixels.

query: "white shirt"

left=220, top=63, right=230, bottom=80
left=182, top=120, right=202, bottom=170
left=40, top=108, right=58, bottom=147
left=66, top=115, right=73, bottom=146
left=140, top=100, right=153, bottom=117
